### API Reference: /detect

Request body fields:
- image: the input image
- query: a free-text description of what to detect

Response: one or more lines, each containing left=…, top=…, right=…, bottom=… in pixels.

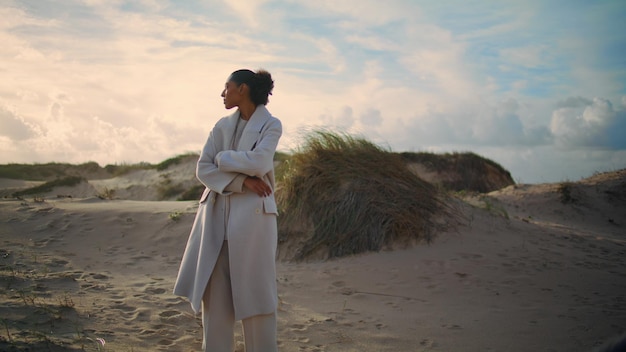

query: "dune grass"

left=12, top=176, right=85, bottom=198
left=0, top=153, right=202, bottom=182
left=276, top=130, right=459, bottom=261
left=155, top=153, right=198, bottom=171
left=399, top=151, right=514, bottom=193
left=178, top=184, right=205, bottom=201
left=0, top=162, right=103, bottom=181
left=557, top=182, right=578, bottom=204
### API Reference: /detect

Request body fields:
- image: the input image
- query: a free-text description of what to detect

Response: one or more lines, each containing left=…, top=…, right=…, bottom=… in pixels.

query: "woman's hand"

left=244, top=176, right=272, bottom=197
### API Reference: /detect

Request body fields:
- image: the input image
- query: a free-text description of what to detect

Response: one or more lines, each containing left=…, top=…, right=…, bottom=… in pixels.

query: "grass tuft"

left=557, top=182, right=577, bottom=204
left=276, top=130, right=459, bottom=261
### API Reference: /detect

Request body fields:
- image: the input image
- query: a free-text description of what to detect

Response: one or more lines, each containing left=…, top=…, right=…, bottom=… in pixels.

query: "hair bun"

left=250, top=69, right=274, bottom=105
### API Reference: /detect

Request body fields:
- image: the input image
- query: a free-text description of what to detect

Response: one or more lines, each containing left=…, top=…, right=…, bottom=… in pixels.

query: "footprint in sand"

left=51, top=259, right=69, bottom=266
left=145, top=287, right=167, bottom=294
left=420, top=338, right=436, bottom=347
left=130, top=255, right=152, bottom=261
left=295, top=336, right=311, bottom=343
left=159, top=310, right=182, bottom=318
left=290, top=324, right=307, bottom=332
left=385, top=301, right=400, bottom=309
left=331, top=280, right=346, bottom=287
left=111, top=303, right=136, bottom=312
left=105, top=245, right=121, bottom=254
left=139, top=329, right=156, bottom=336
left=157, top=338, right=174, bottom=346
left=90, top=273, right=109, bottom=280
left=458, top=253, right=484, bottom=260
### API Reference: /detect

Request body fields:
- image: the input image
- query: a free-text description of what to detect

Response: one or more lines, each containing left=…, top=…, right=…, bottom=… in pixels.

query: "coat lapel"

left=237, top=105, right=272, bottom=151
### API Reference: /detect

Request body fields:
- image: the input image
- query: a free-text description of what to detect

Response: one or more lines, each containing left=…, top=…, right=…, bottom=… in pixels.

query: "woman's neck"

left=238, top=102, right=257, bottom=120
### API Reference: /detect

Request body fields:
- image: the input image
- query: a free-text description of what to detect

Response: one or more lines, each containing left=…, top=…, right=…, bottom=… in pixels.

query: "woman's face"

left=221, top=80, right=242, bottom=109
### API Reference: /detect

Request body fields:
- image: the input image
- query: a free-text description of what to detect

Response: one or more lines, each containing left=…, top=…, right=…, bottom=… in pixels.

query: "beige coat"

left=173, top=105, right=282, bottom=320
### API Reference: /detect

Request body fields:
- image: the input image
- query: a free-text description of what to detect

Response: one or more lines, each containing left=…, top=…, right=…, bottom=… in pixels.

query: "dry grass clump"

left=276, top=131, right=458, bottom=261
left=399, top=151, right=514, bottom=193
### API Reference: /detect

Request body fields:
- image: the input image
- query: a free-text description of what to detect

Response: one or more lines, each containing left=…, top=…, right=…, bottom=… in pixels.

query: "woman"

left=174, top=68, right=282, bottom=352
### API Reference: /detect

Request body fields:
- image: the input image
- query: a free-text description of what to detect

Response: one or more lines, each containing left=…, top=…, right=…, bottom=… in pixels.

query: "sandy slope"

left=1, top=170, right=625, bottom=351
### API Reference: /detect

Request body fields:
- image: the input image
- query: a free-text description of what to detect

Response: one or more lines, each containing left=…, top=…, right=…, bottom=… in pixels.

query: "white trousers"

left=202, top=241, right=278, bottom=352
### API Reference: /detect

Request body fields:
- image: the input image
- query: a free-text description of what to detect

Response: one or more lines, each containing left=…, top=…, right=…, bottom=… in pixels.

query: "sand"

left=1, top=170, right=625, bottom=351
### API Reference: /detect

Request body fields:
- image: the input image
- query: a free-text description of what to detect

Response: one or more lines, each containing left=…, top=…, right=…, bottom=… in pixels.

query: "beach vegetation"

left=557, top=181, right=578, bottom=204
left=169, top=211, right=182, bottom=222
left=399, top=151, right=514, bottom=193
left=479, top=196, right=510, bottom=219
left=0, top=161, right=101, bottom=180
left=96, top=187, right=116, bottom=200
left=103, top=161, right=153, bottom=176
left=178, top=184, right=204, bottom=201
left=157, top=174, right=185, bottom=200
left=274, top=150, right=291, bottom=163
left=155, top=153, right=198, bottom=171
left=12, top=176, right=85, bottom=198
left=33, top=196, right=46, bottom=203
left=276, top=130, right=460, bottom=261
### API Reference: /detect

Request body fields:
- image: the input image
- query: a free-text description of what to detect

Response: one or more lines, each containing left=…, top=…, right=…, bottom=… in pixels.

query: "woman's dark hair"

left=228, top=69, right=274, bottom=105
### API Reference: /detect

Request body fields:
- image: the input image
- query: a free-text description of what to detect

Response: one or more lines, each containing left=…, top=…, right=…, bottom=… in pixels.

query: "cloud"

left=381, top=97, right=552, bottom=150
left=551, top=97, right=626, bottom=150
left=0, top=91, right=206, bottom=164
left=222, top=0, right=269, bottom=27
left=0, top=1, right=624, bottom=183
left=556, top=96, right=593, bottom=109
left=319, top=106, right=354, bottom=130
left=292, top=0, right=417, bottom=27
left=0, top=106, right=39, bottom=140
left=360, top=108, right=382, bottom=126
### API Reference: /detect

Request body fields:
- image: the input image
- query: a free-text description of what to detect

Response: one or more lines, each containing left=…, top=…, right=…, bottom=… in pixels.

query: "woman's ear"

left=238, top=83, right=248, bottom=95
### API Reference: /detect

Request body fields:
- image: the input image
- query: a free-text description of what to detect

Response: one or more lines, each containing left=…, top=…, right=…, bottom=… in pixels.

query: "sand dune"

left=1, top=170, right=625, bottom=351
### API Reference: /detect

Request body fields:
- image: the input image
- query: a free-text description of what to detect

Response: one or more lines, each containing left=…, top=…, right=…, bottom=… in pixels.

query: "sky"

left=1, top=0, right=625, bottom=183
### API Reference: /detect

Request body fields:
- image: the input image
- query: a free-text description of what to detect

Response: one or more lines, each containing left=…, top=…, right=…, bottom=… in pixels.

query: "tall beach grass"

left=276, top=130, right=460, bottom=261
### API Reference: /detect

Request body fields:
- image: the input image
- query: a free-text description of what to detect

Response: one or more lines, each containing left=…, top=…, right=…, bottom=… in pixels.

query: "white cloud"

left=0, top=105, right=39, bottom=140
left=550, top=97, right=626, bottom=150
left=292, top=0, right=418, bottom=27
left=222, top=0, right=269, bottom=27
left=360, top=108, right=382, bottom=127
left=319, top=106, right=354, bottom=130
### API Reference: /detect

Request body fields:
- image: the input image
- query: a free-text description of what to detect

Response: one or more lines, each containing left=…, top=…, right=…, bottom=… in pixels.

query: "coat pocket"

left=199, top=188, right=211, bottom=204
left=262, top=197, right=278, bottom=215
